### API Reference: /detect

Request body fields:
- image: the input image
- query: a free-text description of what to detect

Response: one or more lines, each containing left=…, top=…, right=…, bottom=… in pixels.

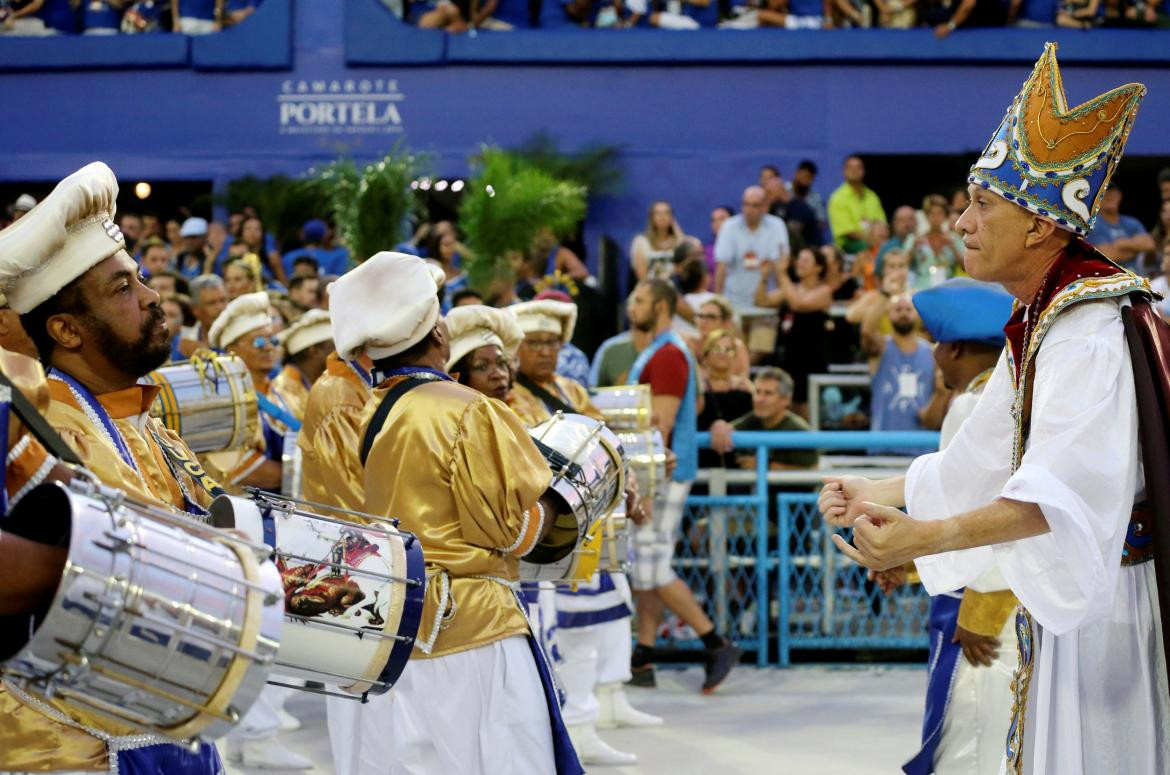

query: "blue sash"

left=346, top=359, right=373, bottom=387
left=117, top=740, right=224, bottom=774
left=627, top=329, right=697, bottom=482
left=372, top=365, right=454, bottom=385
left=256, top=392, right=301, bottom=433
left=902, top=593, right=963, bottom=775
left=512, top=589, right=584, bottom=775
left=49, top=368, right=139, bottom=473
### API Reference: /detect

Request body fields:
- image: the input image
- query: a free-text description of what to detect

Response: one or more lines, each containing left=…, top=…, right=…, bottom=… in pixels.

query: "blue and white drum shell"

left=0, top=479, right=284, bottom=742
left=143, top=353, right=259, bottom=454
left=210, top=493, right=424, bottom=696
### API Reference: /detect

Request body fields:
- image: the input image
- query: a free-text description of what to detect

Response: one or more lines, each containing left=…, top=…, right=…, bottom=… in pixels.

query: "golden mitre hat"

left=968, top=42, right=1145, bottom=237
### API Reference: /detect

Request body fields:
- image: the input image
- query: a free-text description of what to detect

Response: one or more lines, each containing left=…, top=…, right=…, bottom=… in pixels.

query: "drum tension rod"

left=266, top=678, right=377, bottom=704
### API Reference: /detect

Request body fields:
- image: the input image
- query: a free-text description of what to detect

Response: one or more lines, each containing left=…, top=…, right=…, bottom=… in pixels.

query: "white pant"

left=329, top=637, right=556, bottom=775
left=178, top=16, right=217, bottom=34
left=935, top=613, right=1016, bottom=775
left=558, top=618, right=633, bottom=726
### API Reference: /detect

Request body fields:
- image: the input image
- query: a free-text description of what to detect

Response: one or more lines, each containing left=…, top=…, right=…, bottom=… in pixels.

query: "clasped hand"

left=817, top=476, right=933, bottom=572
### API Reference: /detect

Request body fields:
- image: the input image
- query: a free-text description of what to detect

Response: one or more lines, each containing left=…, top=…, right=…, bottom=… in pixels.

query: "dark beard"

left=792, top=182, right=809, bottom=197
left=84, top=305, right=170, bottom=378
left=631, top=316, right=654, bottom=333
left=892, top=319, right=916, bottom=337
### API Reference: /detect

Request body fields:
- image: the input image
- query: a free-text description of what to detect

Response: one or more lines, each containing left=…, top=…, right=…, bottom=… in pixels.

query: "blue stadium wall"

left=2, top=0, right=1168, bottom=264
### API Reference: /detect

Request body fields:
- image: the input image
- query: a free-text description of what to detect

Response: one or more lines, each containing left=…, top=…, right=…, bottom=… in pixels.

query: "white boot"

left=567, top=723, right=637, bottom=766
left=278, top=708, right=303, bottom=732
left=597, top=682, right=663, bottom=729
left=227, top=738, right=314, bottom=770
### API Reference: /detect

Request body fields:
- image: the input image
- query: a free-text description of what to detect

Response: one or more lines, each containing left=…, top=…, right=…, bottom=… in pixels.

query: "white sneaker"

left=227, top=738, right=313, bottom=770
left=567, top=723, right=637, bottom=766
left=597, top=682, right=663, bottom=729
left=278, top=708, right=303, bottom=732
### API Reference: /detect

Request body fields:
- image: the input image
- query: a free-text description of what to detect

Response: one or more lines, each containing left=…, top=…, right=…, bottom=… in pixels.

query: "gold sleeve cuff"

left=957, top=588, right=1018, bottom=637
left=904, top=561, right=921, bottom=586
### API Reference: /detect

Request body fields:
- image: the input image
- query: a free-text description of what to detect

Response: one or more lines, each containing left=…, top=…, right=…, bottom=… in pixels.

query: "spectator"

left=1149, top=199, right=1170, bottom=268
left=876, top=204, right=917, bottom=275
left=36, top=0, right=76, bottom=32
left=120, top=0, right=164, bottom=32
left=147, top=271, right=187, bottom=298
left=229, top=214, right=285, bottom=285
left=631, top=200, right=687, bottom=281
left=118, top=212, right=143, bottom=255
left=163, top=218, right=182, bottom=255
left=288, top=275, right=320, bottom=313
left=874, top=0, right=917, bottom=26
left=140, top=237, right=172, bottom=278
left=1, top=1, right=52, bottom=34
left=186, top=274, right=227, bottom=347
left=590, top=294, right=645, bottom=388
left=827, top=0, right=871, bottom=26
left=289, top=254, right=320, bottom=278
left=907, top=193, right=965, bottom=289
left=532, top=228, right=589, bottom=282
left=224, top=257, right=260, bottom=300
left=1056, top=0, right=1101, bottom=28
left=846, top=247, right=912, bottom=344
left=7, top=194, right=36, bottom=221
left=176, top=217, right=212, bottom=279
left=1103, top=0, right=1156, bottom=25
left=851, top=219, right=891, bottom=292
left=677, top=246, right=715, bottom=337
left=451, top=287, right=485, bottom=307
left=695, top=329, right=755, bottom=468
left=823, top=244, right=860, bottom=301
left=161, top=292, right=195, bottom=363
left=418, top=0, right=499, bottom=32
left=754, top=248, right=833, bottom=417
left=1159, top=168, right=1170, bottom=203
left=224, top=0, right=259, bottom=26
left=950, top=187, right=971, bottom=227
left=171, top=0, right=221, bottom=33
left=282, top=218, right=350, bottom=278
left=929, top=0, right=1020, bottom=36
left=1087, top=185, right=1155, bottom=268
left=141, top=212, right=163, bottom=240
left=687, top=295, right=750, bottom=379
left=859, top=291, right=937, bottom=453
left=83, top=0, right=125, bottom=33
left=703, top=206, right=732, bottom=285
left=790, top=160, right=828, bottom=242
left=760, top=165, right=822, bottom=250
left=425, top=230, right=469, bottom=309
left=1149, top=249, right=1170, bottom=321
left=714, top=185, right=790, bottom=311
left=827, top=154, right=887, bottom=256
left=709, top=368, right=818, bottom=470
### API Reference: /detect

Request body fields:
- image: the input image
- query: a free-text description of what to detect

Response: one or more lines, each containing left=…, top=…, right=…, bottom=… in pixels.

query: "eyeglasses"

left=470, top=358, right=510, bottom=374
left=524, top=338, right=562, bottom=352
left=706, top=345, right=736, bottom=356
left=252, top=335, right=279, bottom=349
left=695, top=312, right=722, bottom=321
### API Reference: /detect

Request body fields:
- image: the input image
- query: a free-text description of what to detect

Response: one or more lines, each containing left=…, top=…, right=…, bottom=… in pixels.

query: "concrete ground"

left=227, top=666, right=926, bottom=775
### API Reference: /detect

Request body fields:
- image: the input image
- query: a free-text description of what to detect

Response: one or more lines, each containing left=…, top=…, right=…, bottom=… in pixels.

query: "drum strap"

left=516, top=373, right=575, bottom=416
left=0, top=370, right=81, bottom=466
left=359, top=377, right=431, bottom=467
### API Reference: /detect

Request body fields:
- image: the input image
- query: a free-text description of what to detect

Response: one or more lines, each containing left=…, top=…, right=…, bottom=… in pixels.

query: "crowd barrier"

left=664, top=430, right=939, bottom=666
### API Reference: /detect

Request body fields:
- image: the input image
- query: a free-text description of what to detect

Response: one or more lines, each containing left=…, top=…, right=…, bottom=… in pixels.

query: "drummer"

left=330, top=252, right=584, bottom=775
left=270, top=308, right=333, bottom=422
left=0, top=162, right=228, bottom=772
left=507, top=298, right=660, bottom=768
left=205, top=291, right=293, bottom=493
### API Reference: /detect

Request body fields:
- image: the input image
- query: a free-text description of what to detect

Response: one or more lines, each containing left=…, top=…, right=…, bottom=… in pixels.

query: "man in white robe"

left=819, top=44, right=1169, bottom=775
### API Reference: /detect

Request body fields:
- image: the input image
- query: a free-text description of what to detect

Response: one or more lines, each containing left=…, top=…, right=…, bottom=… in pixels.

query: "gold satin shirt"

left=2, top=359, right=224, bottom=772
left=507, top=374, right=603, bottom=426
left=361, top=376, right=552, bottom=659
left=299, top=353, right=369, bottom=515
left=270, top=363, right=311, bottom=424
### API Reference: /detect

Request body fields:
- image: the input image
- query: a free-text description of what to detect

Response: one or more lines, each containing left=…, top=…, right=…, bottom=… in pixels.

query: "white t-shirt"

left=713, top=213, right=790, bottom=310
left=630, top=233, right=677, bottom=280
left=1150, top=275, right=1170, bottom=318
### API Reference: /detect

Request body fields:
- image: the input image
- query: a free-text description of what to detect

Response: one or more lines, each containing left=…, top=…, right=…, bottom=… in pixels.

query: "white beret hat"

left=444, top=304, right=523, bottom=372
left=329, top=252, right=441, bottom=361
left=279, top=309, right=333, bottom=356
left=0, top=162, right=125, bottom=314
left=510, top=299, right=577, bottom=343
left=207, top=291, right=272, bottom=350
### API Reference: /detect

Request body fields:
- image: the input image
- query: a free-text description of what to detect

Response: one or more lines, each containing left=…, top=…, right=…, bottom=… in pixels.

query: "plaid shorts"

left=630, top=479, right=692, bottom=591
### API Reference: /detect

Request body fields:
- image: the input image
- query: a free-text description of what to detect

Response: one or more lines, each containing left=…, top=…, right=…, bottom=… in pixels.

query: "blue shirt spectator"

left=1086, top=187, right=1156, bottom=268
left=281, top=219, right=350, bottom=277
left=556, top=342, right=592, bottom=386
left=39, top=0, right=77, bottom=32
left=82, top=0, right=123, bottom=32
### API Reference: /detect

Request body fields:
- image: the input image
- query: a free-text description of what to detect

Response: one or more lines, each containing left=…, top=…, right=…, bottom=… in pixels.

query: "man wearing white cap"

left=330, top=252, right=584, bottom=775
left=176, top=216, right=211, bottom=279
left=204, top=291, right=291, bottom=494
left=506, top=298, right=662, bottom=767
left=0, top=162, right=227, bottom=772
left=271, top=309, right=333, bottom=423
left=8, top=193, right=36, bottom=222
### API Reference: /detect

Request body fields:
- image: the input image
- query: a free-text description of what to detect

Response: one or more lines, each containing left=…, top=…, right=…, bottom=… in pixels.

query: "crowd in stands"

left=5, top=156, right=1169, bottom=470
left=0, top=0, right=260, bottom=36
left=405, top=0, right=1170, bottom=34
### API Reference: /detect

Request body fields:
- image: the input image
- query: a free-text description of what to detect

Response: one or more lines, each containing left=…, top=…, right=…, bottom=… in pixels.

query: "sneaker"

left=226, top=738, right=313, bottom=770
left=626, top=664, right=656, bottom=688
left=701, top=640, right=743, bottom=694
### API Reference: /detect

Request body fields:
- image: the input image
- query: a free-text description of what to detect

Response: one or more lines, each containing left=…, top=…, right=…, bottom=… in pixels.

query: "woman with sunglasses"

left=687, top=295, right=750, bottom=379
left=205, top=291, right=291, bottom=495
left=696, top=329, right=755, bottom=469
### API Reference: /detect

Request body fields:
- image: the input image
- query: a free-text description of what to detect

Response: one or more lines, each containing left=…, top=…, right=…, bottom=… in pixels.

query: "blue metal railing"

left=664, top=430, right=939, bottom=666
